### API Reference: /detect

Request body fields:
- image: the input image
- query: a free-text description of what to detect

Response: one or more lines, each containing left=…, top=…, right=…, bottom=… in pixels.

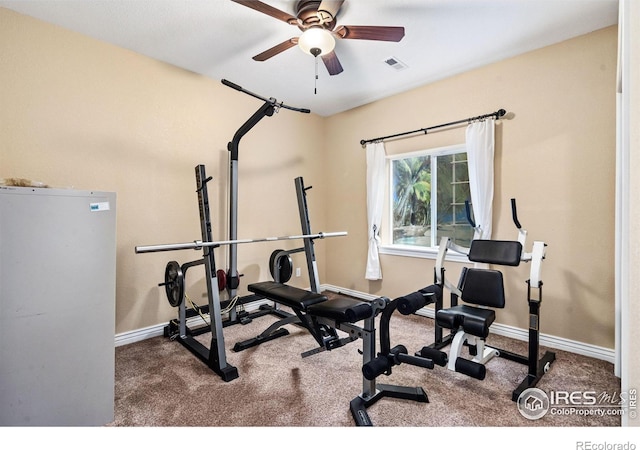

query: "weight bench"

left=241, top=281, right=436, bottom=426
left=235, top=281, right=375, bottom=356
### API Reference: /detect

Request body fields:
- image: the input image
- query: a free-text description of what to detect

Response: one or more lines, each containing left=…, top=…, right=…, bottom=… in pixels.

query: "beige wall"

left=0, top=8, right=621, bottom=352
left=324, top=26, right=618, bottom=349
left=0, top=8, right=326, bottom=334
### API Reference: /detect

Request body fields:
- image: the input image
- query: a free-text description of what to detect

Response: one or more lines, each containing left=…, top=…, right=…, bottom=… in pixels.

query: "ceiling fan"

left=231, top=0, right=405, bottom=75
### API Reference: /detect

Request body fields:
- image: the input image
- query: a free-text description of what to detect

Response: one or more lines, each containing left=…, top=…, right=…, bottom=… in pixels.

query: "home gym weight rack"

left=136, top=80, right=316, bottom=380
left=136, top=165, right=346, bottom=381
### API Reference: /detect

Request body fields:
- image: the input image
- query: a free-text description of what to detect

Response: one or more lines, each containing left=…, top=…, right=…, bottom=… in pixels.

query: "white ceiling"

left=1, top=0, right=619, bottom=116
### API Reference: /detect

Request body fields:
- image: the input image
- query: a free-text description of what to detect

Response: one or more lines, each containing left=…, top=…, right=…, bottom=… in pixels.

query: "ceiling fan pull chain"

left=314, top=55, right=318, bottom=94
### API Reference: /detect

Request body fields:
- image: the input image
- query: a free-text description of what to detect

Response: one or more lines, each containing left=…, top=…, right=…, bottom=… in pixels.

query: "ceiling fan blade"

left=231, top=0, right=298, bottom=25
left=317, top=0, right=345, bottom=22
left=335, top=25, right=405, bottom=42
left=252, top=38, right=299, bottom=61
left=321, top=51, right=344, bottom=76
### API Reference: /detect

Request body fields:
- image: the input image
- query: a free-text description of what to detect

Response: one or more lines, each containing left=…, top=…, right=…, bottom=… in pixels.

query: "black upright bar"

left=295, top=177, right=321, bottom=294
left=360, top=109, right=506, bottom=146
left=227, top=101, right=275, bottom=311
left=222, top=79, right=309, bottom=314
left=173, top=165, right=238, bottom=382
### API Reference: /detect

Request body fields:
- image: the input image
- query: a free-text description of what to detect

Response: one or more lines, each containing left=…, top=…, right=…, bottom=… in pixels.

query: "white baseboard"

left=115, top=323, right=165, bottom=347
left=114, top=299, right=273, bottom=347
left=116, top=284, right=615, bottom=364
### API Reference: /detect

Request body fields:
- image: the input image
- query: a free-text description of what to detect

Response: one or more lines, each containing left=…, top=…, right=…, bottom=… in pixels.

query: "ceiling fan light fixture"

left=298, top=27, right=335, bottom=56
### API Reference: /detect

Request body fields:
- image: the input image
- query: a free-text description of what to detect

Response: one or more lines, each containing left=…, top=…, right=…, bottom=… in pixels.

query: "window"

left=386, top=145, right=474, bottom=254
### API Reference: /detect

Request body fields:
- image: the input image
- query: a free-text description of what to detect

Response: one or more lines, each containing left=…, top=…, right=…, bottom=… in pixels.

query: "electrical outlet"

left=296, top=267, right=301, bottom=277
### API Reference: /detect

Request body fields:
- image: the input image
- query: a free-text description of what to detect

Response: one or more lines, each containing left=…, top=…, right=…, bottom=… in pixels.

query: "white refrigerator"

left=0, top=186, right=116, bottom=426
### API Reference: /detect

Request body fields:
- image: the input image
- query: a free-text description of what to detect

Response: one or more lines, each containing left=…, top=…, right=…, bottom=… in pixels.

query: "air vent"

left=384, top=56, right=408, bottom=71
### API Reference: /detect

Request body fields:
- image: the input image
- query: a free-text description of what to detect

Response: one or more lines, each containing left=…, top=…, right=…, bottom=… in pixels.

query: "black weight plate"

left=226, top=270, right=241, bottom=290
left=269, top=249, right=293, bottom=283
left=164, top=260, right=184, bottom=307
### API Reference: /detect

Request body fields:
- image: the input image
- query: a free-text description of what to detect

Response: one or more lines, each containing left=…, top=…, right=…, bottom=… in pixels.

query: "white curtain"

left=466, top=119, right=495, bottom=240
left=365, top=142, right=386, bottom=280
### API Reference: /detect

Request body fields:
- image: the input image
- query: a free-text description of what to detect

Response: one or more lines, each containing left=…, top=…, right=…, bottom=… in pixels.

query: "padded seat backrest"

left=459, top=267, right=506, bottom=309
left=468, top=240, right=522, bottom=266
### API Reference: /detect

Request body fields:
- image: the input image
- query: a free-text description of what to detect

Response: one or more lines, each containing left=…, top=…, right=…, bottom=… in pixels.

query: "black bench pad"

left=436, top=305, right=496, bottom=339
left=248, top=281, right=327, bottom=311
left=307, top=297, right=373, bottom=323
left=248, top=281, right=372, bottom=323
left=468, top=240, right=522, bottom=266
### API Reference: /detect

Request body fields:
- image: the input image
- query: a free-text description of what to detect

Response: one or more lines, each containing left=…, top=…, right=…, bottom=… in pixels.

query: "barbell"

left=157, top=248, right=294, bottom=308
left=135, top=231, right=347, bottom=254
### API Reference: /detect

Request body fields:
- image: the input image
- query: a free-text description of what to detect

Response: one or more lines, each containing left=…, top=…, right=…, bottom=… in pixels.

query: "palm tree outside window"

left=390, top=145, right=474, bottom=249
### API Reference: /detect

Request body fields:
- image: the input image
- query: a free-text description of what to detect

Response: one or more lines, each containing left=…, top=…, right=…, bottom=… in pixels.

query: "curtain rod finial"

left=497, top=109, right=506, bottom=117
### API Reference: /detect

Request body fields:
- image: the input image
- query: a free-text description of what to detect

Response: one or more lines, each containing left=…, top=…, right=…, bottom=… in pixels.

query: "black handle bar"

left=511, top=198, right=522, bottom=229
left=222, top=79, right=311, bottom=114
left=465, top=198, right=523, bottom=230
left=464, top=200, right=476, bottom=228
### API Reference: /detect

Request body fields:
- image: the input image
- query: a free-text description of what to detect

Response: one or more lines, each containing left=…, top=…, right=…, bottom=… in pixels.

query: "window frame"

left=379, top=143, right=471, bottom=262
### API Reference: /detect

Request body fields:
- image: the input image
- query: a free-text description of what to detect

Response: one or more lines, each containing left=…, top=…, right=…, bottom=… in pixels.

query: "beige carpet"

left=109, top=295, right=621, bottom=428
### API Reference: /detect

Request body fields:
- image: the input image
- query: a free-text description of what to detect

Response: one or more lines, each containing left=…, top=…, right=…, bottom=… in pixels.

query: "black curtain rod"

left=360, top=108, right=506, bottom=146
